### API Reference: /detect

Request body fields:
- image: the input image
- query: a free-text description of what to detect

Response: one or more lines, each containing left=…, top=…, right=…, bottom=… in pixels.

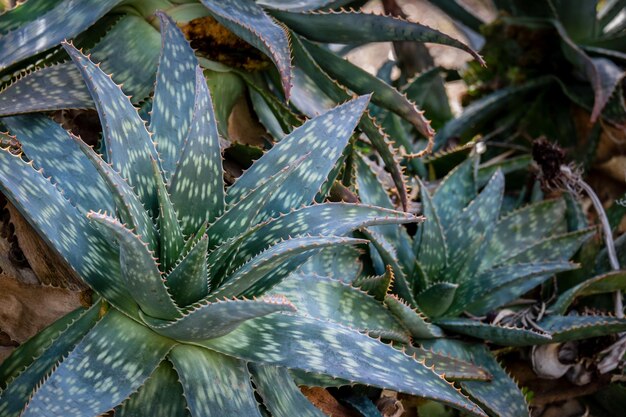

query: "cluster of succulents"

left=0, top=1, right=624, bottom=416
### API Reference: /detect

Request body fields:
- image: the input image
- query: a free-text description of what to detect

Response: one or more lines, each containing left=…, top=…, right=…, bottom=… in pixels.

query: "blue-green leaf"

left=384, top=294, right=444, bottom=339
left=166, top=234, right=209, bottom=307
left=434, top=318, right=551, bottom=346
left=168, top=67, right=224, bottom=235
left=502, top=228, right=594, bottom=265
left=432, top=157, right=476, bottom=230
left=552, top=270, right=626, bottom=314
left=299, top=246, right=364, bottom=283
left=414, top=177, right=448, bottom=281
left=415, top=282, right=458, bottom=318
left=540, top=315, right=626, bottom=343
left=169, top=345, right=263, bottom=417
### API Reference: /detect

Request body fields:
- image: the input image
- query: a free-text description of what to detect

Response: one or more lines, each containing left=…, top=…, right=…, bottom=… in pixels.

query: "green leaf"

left=384, top=294, right=444, bottom=339
left=204, top=69, right=245, bottom=138
left=200, top=0, right=292, bottom=97
left=272, top=10, right=483, bottom=64
left=403, top=67, right=453, bottom=129
left=432, top=157, right=476, bottom=230
left=168, top=67, right=225, bottom=234
left=0, top=0, right=122, bottom=71
left=403, top=345, right=491, bottom=382
left=353, top=265, right=394, bottom=301
left=0, top=0, right=64, bottom=33
left=540, top=315, right=626, bottom=343
left=210, top=236, right=367, bottom=299
left=0, top=147, right=136, bottom=316
left=200, top=313, right=487, bottom=417
left=299, top=246, right=364, bottom=283
left=88, top=212, right=181, bottom=320
left=552, top=270, right=626, bottom=314
left=166, top=234, right=209, bottom=307
left=422, top=339, right=529, bottom=417
left=21, top=310, right=174, bottom=417
left=150, top=12, right=198, bottom=178
left=502, top=228, right=594, bottom=265
left=115, top=360, right=189, bottom=417
left=63, top=42, right=159, bottom=212
left=272, top=273, right=410, bottom=343
left=302, top=39, right=434, bottom=139
left=257, top=0, right=354, bottom=11
left=227, top=96, right=369, bottom=217
left=169, top=345, right=263, bottom=417
left=414, top=177, right=448, bottom=280
left=0, top=305, right=99, bottom=417
left=250, top=364, right=327, bottom=417
left=415, top=282, right=458, bottom=318
left=143, top=296, right=295, bottom=341
left=428, top=0, right=484, bottom=32
left=434, top=318, right=551, bottom=346
left=2, top=115, right=114, bottom=214
left=476, top=155, right=532, bottom=186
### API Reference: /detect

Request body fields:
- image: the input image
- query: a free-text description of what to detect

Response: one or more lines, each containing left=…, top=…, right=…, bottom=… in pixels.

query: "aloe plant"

left=0, top=14, right=491, bottom=417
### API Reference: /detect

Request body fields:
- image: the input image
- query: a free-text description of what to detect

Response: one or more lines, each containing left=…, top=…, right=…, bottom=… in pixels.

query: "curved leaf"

left=166, top=235, right=209, bottom=307
left=434, top=318, right=551, bottom=346
left=552, top=270, right=626, bottom=314
left=384, top=294, right=444, bottom=339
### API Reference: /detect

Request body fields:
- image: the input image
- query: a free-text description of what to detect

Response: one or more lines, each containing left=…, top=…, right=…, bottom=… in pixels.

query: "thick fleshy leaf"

left=415, top=282, right=458, bottom=318
left=0, top=147, right=135, bottom=315
left=168, top=67, right=225, bottom=234
left=552, top=270, right=626, bottom=314
left=250, top=364, right=326, bottom=417
left=434, top=318, right=551, bottom=346
left=403, top=345, right=491, bottom=382
left=502, top=228, right=594, bottom=265
left=166, top=234, right=209, bottom=307
left=88, top=212, right=181, bottom=320
left=210, top=236, right=367, bottom=299
left=272, top=10, right=483, bottom=64
left=476, top=154, right=532, bottom=186
left=480, top=199, right=567, bottom=271
left=115, top=360, right=188, bottom=417
left=353, top=265, right=394, bottom=301
left=0, top=306, right=99, bottom=417
left=204, top=69, right=245, bottom=137
left=414, top=177, right=448, bottom=280
left=540, top=315, right=626, bottom=343
left=76, top=137, right=157, bottom=251
left=0, top=0, right=64, bottom=33
left=272, top=273, right=410, bottom=343
left=150, top=12, right=198, bottom=178
left=200, top=313, right=487, bottom=417
left=0, top=0, right=122, bottom=71
left=169, top=345, right=263, bottom=417
left=299, top=246, right=364, bottom=283
left=422, top=339, right=529, bottom=417
left=384, top=294, right=444, bottom=339
left=448, top=261, right=579, bottom=317
left=199, top=0, right=292, bottom=97
left=63, top=42, right=159, bottom=212
left=302, top=39, right=434, bottom=139
left=2, top=115, right=113, bottom=214
left=22, top=310, right=174, bottom=417
left=432, top=157, right=476, bottom=230
left=227, top=96, right=369, bottom=217
left=143, top=296, right=295, bottom=341
left=257, top=0, right=354, bottom=11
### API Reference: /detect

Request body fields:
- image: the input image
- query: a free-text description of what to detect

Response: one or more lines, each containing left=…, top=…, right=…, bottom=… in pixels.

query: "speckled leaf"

left=114, top=360, right=188, bottom=417
left=552, top=270, right=626, bottom=314
left=403, top=345, right=491, bottom=382
left=354, top=265, right=394, bottom=301
left=432, top=157, right=476, bottom=230
left=199, top=0, right=292, bottom=97
left=480, top=199, right=567, bottom=271
left=302, top=39, right=434, bottom=139
left=443, top=171, right=504, bottom=281
left=206, top=204, right=420, bottom=284
left=250, top=364, right=326, bottom=417
left=170, top=349, right=262, bottom=417
left=449, top=261, right=578, bottom=317
left=0, top=147, right=136, bottom=315
left=0, top=0, right=122, bottom=71
left=272, top=10, right=483, bottom=64
left=476, top=154, right=532, bottom=186
left=0, top=306, right=99, bottom=417
left=21, top=310, right=174, bottom=417
left=257, top=0, right=354, bottom=11
left=415, top=282, right=458, bottom=318
left=201, top=313, right=486, bottom=417
left=384, top=294, right=444, bottom=339
left=208, top=157, right=303, bottom=249
left=503, top=228, right=594, bottom=265
left=76, top=136, right=157, bottom=252
left=434, top=318, right=551, bottom=346
left=168, top=67, right=224, bottom=234
left=149, top=12, right=198, bottom=178
left=88, top=212, right=181, bottom=320
left=166, top=234, right=209, bottom=307
left=422, top=339, right=529, bottom=417
left=299, top=246, right=364, bottom=283
left=227, top=96, right=369, bottom=217
left=63, top=43, right=159, bottom=212
left=414, top=177, right=448, bottom=280
left=0, top=0, right=64, bottom=33
left=153, top=160, right=185, bottom=272
left=210, top=236, right=366, bottom=299
left=142, top=296, right=295, bottom=341
left=2, top=115, right=113, bottom=214
left=540, top=315, right=626, bottom=343
left=272, top=273, right=410, bottom=343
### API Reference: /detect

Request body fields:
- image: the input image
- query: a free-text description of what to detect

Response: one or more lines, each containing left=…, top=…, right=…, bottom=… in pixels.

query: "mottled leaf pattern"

left=432, top=157, right=476, bottom=229
left=166, top=235, right=209, bottom=307
left=414, top=177, right=448, bottom=280
left=384, top=294, right=444, bottom=339
left=540, top=315, right=626, bottom=343
left=434, top=318, right=551, bottom=346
